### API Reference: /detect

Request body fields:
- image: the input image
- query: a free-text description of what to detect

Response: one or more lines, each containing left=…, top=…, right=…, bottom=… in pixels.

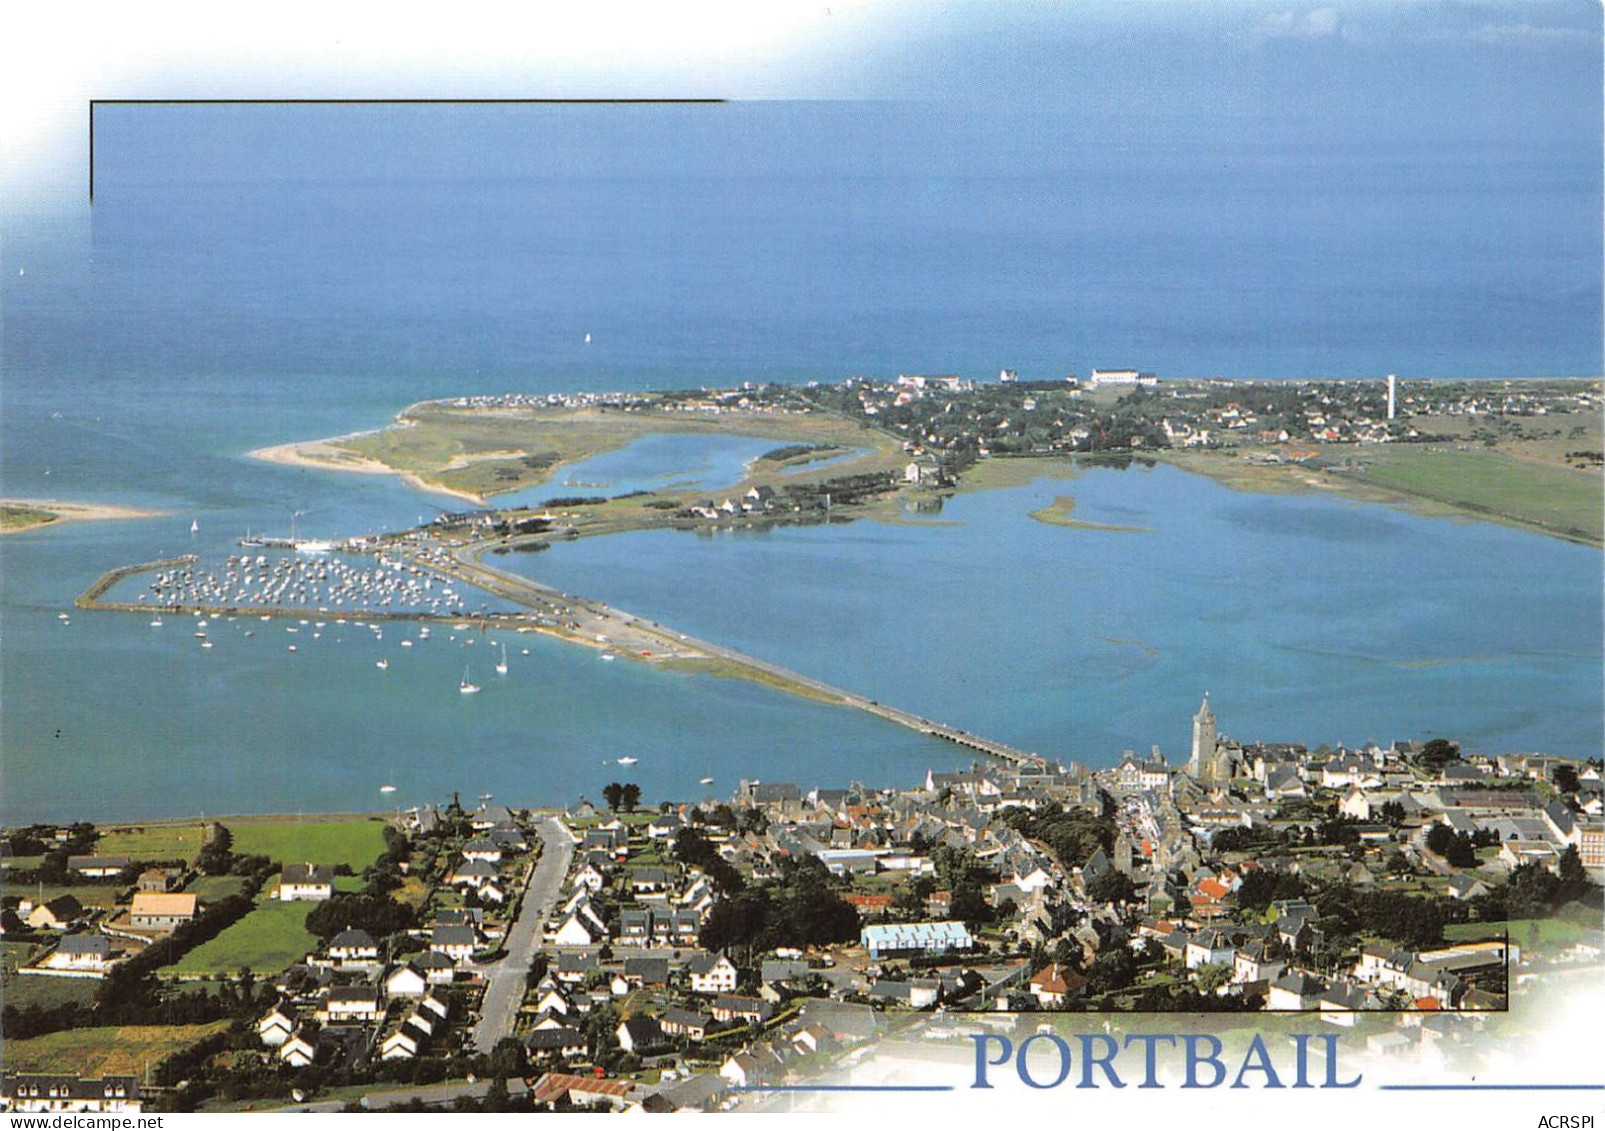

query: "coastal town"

left=229, top=373, right=1605, bottom=553
left=5, top=700, right=1600, bottom=1113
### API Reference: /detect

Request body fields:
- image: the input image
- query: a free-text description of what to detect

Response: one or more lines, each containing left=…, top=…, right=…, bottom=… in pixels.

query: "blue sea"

left=1, top=101, right=1599, bottom=822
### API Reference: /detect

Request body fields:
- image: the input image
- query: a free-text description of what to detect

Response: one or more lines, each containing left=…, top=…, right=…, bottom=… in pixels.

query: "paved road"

left=471, top=815, right=575, bottom=1052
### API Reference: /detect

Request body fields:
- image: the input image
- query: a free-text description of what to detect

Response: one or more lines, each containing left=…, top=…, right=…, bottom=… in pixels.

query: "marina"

left=70, top=527, right=1057, bottom=770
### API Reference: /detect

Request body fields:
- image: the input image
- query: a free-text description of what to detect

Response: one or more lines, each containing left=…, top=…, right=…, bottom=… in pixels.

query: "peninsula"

left=249, top=376, right=1604, bottom=546
left=1, top=498, right=164, bottom=535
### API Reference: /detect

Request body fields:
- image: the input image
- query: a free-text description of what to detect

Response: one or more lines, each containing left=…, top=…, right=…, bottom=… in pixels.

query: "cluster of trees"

left=195, top=824, right=272, bottom=879
left=671, top=827, right=745, bottom=895
left=1232, top=868, right=1312, bottom=915
left=926, top=844, right=1001, bottom=928
left=1000, top=803, right=1116, bottom=869
left=1416, top=738, right=1463, bottom=773
left=304, top=891, right=418, bottom=941
left=601, top=782, right=641, bottom=813
left=1476, top=847, right=1597, bottom=921
left=699, top=856, right=860, bottom=963
left=361, top=826, right=412, bottom=897
left=775, top=471, right=902, bottom=509
left=760, top=443, right=834, bottom=463
left=1314, top=886, right=1465, bottom=951
left=1425, top=823, right=1491, bottom=868
left=4, top=823, right=100, bottom=884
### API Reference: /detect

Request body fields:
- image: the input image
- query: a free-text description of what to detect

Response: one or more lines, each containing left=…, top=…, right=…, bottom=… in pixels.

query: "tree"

left=1084, top=947, right=1137, bottom=995
left=1503, top=862, right=1563, bottom=919
left=619, top=783, right=641, bottom=813
left=304, top=892, right=416, bottom=940
left=1086, top=871, right=1137, bottom=906
left=488, top=1038, right=526, bottom=1081
left=602, top=783, right=624, bottom=811
left=1001, top=804, right=1115, bottom=869
left=197, top=824, right=234, bottom=875
left=1552, top=764, right=1581, bottom=794
left=1194, top=962, right=1231, bottom=995
left=1418, top=739, right=1461, bottom=773
left=1425, top=823, right=1477, bottom=868
left=1234, top=869, right=1307, bottom=914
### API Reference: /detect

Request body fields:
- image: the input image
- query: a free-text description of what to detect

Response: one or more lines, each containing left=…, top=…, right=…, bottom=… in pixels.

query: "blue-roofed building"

left=860, top=920, right=973, bottom=960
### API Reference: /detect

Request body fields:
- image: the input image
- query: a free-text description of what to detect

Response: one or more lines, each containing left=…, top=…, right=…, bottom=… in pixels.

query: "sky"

left=2, top=1, right=1599, bottom=216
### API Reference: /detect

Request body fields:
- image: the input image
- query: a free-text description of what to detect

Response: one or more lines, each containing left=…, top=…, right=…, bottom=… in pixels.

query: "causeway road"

left=471, top=815, right=575, bottom=1052
left=435, top=539, right=1046, bottom=768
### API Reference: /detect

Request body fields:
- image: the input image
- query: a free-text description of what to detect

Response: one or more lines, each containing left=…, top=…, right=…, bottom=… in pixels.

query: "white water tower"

left=1387, top=373, right=1397, bottom=420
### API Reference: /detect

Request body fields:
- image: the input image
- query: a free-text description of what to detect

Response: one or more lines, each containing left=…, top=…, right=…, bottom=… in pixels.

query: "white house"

left=1339, top=789, right=1372, bottom=821
left=551, top=914, right=595, bottom=947
left=450, top=859, right=499, bottom=890
left=42, top=934, right=116, bottom=973
left=686, top=952, right=739, bottom=995
left=323, top=986, right=383, bottom=1024
left=429, top=925, right=479, bottom=966
left=380, top=1024, right=426, bottom=1061
left=279, top=864, right=334, bottom=902
left=461, top=840, right=504, bottom=864
left=278, top=1031, right=317, bottom=1067
left=128, top=892, right=197, bottom=931
left=257, top=1004, right=297, bottom=1048
left=385, top=963, right=429, bottom=999
left=327, top=928, right=380, bottom=969
left=2, top=1075, right=142, bottom=1114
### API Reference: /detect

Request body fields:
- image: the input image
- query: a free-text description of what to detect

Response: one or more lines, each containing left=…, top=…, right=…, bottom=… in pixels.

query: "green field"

left=2, top=971, right=100, bottom=1011
left=331, top=401, right=905, bottom=501
left=184, top=874, right=248, bottom=902
left=22, top=883, right=125, bottom=910
left=171, top=898, right=319, bottom=975
left=95, top=823, right=209, bottom=863
left=1161, top=445, right=1604, bottom=546
left=1444, top=918, right=1587, bottom=948
left=4, top=1023, right=229, bottom=1076
left=228, top=817, right=389, bottom=871
left=2, top=939, right=41, bottom=975
left=1337, top=447, right=1603, bottom=544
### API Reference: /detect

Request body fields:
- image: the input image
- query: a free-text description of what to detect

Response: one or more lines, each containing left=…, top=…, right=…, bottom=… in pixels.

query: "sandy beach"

left=247, top=438, right=488, bottom=505
left=0, top=498, right=165, bottom=534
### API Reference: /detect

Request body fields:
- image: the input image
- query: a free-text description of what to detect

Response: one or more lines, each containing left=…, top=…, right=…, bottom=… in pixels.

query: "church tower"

left=1189, top=693, right=1217, bottom=780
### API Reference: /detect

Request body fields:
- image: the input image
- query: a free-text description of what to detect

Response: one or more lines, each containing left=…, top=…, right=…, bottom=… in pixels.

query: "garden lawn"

left=171, top=898, right=318, bottom=976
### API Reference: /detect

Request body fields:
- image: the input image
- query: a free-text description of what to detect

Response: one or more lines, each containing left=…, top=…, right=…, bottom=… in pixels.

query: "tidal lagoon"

left=2, top=100, right=1599, bottom=823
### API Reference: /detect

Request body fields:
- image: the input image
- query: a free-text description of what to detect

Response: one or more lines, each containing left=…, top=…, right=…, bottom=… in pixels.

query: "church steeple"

left=1190, top=692, right=1218, bottom=780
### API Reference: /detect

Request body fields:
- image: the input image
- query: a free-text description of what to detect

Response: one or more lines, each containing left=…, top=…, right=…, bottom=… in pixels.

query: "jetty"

left=75, top=539, right=1052, bottom=770
left=435, top=536, right=1051, bottom=769
left=75, top=554, right=200, bottom=609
